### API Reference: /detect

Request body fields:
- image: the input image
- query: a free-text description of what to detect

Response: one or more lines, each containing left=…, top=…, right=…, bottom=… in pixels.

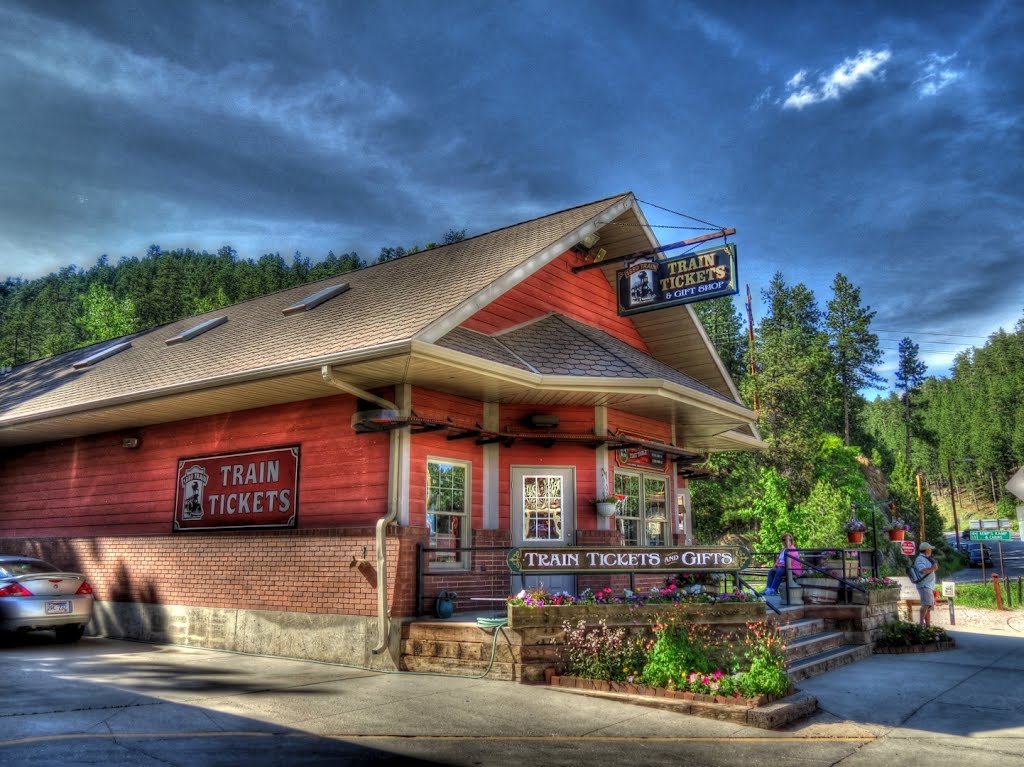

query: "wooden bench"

left=902, top=597, right=955, bottom=624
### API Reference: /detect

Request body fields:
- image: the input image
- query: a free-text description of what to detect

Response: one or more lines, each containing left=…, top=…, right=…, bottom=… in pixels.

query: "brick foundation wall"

left=2, top=525, right=430, bottom=619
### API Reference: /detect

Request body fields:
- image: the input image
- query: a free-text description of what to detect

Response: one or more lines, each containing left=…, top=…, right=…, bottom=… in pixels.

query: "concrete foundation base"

left=89, top=601, right=404, bottom=671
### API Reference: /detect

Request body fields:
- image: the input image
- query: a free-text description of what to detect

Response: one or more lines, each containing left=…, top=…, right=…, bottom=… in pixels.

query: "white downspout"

left=320, top=365, right=401, bottom=656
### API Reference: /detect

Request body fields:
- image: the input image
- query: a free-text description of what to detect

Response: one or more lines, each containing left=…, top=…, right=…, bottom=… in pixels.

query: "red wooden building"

left=0, top=193, right=763, bottom=667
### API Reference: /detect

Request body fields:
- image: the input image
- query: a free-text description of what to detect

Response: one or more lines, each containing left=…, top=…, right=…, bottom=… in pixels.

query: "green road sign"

left=971, top=530, right=1011, bottom=540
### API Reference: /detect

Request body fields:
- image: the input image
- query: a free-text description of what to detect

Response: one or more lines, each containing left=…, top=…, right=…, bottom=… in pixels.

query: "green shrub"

left=640, top=620, right=716, bottom=688
left=876, top=621, right=949, bottom=647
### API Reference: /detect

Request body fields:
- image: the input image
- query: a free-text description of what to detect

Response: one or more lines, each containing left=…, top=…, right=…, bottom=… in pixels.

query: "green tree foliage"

left=894, top=337, right=928, bottom=467
left=825, top=274, right=882, bottom=446
left=753, top=273, right=841, bottom=497
left=692, top=296, right=748, bottom=383
left=78, top=284, right=139, bottom=343
left=0, top=246, right=365, bottom=366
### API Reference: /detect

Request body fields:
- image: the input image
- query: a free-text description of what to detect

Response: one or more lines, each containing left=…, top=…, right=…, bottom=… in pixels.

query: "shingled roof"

left=0, top=192, right=762, bottom=451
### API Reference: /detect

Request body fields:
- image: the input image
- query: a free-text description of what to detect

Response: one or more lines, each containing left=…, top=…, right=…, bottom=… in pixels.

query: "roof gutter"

left=320, top=365, right=399, bottom=656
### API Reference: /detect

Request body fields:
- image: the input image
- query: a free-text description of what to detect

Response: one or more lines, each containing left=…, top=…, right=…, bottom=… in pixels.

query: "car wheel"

left=55, top=624, right=85, bottom=643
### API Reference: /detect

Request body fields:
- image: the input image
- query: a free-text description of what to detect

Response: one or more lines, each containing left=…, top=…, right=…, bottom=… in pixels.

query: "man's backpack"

left=906, top=564, right=924, bottom=583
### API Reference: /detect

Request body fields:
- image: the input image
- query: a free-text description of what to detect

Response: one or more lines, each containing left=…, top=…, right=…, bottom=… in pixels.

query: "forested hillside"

left=0, top=228, right=464, bottom=367
left=692, top=272, right=1023, bottom=562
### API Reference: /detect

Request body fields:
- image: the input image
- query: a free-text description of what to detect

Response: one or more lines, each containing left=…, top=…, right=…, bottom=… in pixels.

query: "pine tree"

left=895, top=337, right=927, bottom=468
left=825, top=274, right=883, bottom=446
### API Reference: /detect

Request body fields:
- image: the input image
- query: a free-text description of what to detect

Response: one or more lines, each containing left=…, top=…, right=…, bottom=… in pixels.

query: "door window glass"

left=522, top=474, right=564, bottom=542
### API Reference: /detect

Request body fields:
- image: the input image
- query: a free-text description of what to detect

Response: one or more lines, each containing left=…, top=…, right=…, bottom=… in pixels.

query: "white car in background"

left=0, top=556, right=95, bottom=642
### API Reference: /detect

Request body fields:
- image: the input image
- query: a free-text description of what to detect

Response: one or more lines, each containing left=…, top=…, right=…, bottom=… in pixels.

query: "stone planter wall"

left=547, top=675, right=816, bottom=730
left=850, top=588, right=900, bottom=606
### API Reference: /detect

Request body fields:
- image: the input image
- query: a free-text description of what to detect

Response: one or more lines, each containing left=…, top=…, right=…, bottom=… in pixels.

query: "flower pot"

left=595, top=502, right=618, bottom=518
left=847, top=531, right=864, bottom=543
left=887, top=529, right=905, bottom=541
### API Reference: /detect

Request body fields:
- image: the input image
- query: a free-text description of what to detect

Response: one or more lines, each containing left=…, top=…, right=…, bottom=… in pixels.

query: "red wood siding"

left=408, top=388, right=485, bottom=528
left=460, top=251, right=650, bottom=352
left=608, top=409, right=674, bottom=476
left=0, top=395, right=391, bottom=537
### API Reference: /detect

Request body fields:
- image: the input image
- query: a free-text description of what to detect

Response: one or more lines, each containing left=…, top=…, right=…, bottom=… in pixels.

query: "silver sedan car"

left=0, top=556, right=95, bottom=642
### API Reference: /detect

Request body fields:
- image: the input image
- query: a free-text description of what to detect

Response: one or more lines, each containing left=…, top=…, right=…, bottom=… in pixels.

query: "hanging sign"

left=617, top=243, right=738, bottom=316
left=614, top=432, right=668, bottom=471
left=174, top=446, right=299, bottom=532
left=900, top=540, right=916, bottom=556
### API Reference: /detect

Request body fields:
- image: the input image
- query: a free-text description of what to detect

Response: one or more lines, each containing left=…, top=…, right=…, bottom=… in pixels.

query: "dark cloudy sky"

left=2, top=0, right=1021, bottom=391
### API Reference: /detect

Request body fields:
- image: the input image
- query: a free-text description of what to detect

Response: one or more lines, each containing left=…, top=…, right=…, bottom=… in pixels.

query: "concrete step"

left=776, top=617, right=826, bottom=641
left=784, top=630, right=846, bottom=663
left=786, top=643, right=872, bottom=684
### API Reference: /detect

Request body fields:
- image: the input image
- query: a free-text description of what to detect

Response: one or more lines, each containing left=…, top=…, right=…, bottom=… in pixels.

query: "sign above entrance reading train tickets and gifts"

left=506, top=546, right=747, bottom=574
left=173, top=446, right=299, bottom=532
left=616, top=244, right=738, bottom=316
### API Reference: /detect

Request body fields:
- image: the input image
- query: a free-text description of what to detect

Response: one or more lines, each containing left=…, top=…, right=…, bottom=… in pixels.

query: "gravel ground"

left=930, top=605, right=1024, bottom=633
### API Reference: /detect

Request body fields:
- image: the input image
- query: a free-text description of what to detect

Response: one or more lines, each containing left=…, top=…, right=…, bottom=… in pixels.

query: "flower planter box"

left=506, top=601, right=764, bottom=629
left=850, top=587, right=901, bottom=606
left=549, top=674, right=792, bottom=709
left=823, top=558, right=859, bottom=579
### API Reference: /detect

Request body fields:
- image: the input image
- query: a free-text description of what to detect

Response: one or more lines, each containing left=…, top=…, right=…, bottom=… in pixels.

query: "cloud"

left=782, top=49, right=892, bottom=110
left=915, top=52, right=963, bottom=97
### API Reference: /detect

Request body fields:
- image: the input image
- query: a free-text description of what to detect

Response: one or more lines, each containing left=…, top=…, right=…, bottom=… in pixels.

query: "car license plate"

left=45, top=600, right=72, bottom=615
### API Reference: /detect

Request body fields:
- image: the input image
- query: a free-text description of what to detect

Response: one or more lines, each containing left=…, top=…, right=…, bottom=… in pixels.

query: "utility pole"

left=948, top=459, right=961, bottom=551
left=917, top=473, right=925, bottom=542
left=745, top=284, right=759, bottom=412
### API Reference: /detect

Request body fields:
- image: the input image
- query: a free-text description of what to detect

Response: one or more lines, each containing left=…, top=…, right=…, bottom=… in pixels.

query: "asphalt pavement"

left=1, top=615, right=1023, bottom=767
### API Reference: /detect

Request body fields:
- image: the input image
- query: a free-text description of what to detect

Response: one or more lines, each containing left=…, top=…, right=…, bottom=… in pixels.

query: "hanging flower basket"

left=595, top=502, right=618, bottom=518
left=847, top=531, right=864, bottom=543
left=887, top=529, right=905, bottom=541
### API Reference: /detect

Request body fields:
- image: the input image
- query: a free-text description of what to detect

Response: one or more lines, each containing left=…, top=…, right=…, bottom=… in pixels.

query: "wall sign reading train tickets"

left=617, top=243, right=738, bottom=316
left=174, top=446, right=299, bottom=531
left=507, top=546, right=746, bottom=574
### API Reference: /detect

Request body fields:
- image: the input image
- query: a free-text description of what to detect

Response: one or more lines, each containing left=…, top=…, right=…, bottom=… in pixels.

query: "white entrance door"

left=511, top=466, right=576, bottom=595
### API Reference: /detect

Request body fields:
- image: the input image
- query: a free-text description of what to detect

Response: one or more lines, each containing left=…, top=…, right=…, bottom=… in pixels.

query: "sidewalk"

left=789, top=611, right=1024, bottom=744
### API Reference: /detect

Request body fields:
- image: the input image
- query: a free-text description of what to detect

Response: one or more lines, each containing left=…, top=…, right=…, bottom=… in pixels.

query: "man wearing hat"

left=914, top=542, right=940, bottom=626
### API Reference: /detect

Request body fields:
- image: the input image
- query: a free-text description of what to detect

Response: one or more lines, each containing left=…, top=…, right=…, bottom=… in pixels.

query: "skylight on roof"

left=282, top=283, right=350, bottom=315
left=72, top=341, right=132, bottom=370
left=165, top=316, right=228, bottom=346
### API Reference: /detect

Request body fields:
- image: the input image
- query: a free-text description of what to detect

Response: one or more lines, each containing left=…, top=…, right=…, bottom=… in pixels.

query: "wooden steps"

left=400, top=618, right=555, bottom=682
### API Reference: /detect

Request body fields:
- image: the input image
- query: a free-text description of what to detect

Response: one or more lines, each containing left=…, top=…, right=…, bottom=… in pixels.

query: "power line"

left=873, top=329, right=989, bottom=340
left=635, top=198, right=726, bottom=230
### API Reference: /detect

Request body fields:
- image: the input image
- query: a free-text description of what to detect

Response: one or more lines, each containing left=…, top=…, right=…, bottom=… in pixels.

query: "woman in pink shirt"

left=764, top=532, right=802, bottom=595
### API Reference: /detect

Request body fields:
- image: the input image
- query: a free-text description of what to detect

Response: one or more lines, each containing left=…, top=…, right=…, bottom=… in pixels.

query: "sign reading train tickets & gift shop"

left=174, top=446, right=300, bottom=531
left=506, top=546, right=746, bottom=574
left=617, top=243, right=737, bottom=316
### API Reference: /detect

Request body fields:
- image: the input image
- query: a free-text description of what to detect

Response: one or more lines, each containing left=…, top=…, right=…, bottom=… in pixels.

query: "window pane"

left=427, top=460, right=468, bottom=566
left=523, top=474, right=563, bottom=542
left=644, top=476, right=667, bottom=545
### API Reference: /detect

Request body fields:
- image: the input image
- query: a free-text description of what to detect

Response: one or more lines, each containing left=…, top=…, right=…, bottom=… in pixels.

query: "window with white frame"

left=614, top=470, right=668, bottom=546
left=426, top=458, right=470, bottom=568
